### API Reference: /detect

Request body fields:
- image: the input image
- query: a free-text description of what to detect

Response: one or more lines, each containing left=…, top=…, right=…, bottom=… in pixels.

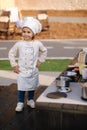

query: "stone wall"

left=0, top=0, right=87, bottom=11
left=15, top=0, right=87, bottom=10
left=0, top=0, right=15, bottom=9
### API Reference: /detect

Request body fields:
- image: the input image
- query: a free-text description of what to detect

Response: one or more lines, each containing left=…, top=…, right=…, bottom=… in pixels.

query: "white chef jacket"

left=8, top=40, right=47, bottom=91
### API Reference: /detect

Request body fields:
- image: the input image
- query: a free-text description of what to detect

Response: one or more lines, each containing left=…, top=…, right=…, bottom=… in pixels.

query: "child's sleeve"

left=38, top=41, right=47, bottom=63
left=8, top=42, right=19, bottom=67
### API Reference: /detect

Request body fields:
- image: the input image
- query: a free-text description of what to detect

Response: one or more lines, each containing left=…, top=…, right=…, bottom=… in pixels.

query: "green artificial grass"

left=39, top=59, right=71, bottom=71
left=0, top=60, right=11, bottom=70
left=0, top=59, right=71, bottom=71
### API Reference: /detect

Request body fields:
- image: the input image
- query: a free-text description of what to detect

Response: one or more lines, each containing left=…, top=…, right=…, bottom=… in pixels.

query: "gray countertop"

left=36, top=80, right=87, bottom=112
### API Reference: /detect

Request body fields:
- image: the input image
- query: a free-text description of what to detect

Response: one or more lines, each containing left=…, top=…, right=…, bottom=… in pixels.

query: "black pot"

left=65, top=80, right=70, bottom=87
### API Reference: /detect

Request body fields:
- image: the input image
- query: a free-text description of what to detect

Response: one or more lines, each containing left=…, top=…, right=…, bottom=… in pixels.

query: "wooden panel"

left=1, top=11, right=10, bottom=17
left=35, top=109, right=87, bottom=130
left=0, top=22, right=9, bottom=30
left=0, top=11, right=16, bottom=39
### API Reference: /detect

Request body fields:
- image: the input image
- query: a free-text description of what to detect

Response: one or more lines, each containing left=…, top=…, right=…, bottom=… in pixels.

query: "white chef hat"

left=22, top=17, right=42, bottom=34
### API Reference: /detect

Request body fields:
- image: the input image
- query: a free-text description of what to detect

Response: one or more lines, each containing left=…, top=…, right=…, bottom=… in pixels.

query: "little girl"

left=8, top=17, right=47, bottom=112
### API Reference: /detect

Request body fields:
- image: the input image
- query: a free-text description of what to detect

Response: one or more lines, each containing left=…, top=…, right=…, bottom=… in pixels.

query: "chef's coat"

left=8, top=40, right=47, bottom=91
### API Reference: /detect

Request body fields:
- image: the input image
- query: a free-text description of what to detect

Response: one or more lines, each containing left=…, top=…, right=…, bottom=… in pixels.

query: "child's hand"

left=36, top=60, right=42, bottom=68
left=13, top=65, right=20, bottom=73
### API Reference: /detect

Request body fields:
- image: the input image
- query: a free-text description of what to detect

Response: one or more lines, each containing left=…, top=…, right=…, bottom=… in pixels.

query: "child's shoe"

left=27, top=99, right=35, bottom=108
left=15, top=102, right=24, bottom=112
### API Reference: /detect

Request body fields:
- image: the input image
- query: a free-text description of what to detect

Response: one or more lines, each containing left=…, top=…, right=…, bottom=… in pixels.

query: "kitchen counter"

left=36, top=80, right=87, bottom=112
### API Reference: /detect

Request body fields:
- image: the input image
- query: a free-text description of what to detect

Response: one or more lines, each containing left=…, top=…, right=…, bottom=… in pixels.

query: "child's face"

left=22, top=27, right=34, bottom=41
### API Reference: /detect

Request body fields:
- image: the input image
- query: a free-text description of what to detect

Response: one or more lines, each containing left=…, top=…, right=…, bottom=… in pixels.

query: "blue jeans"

left=18, top=90, right=35, bottom=103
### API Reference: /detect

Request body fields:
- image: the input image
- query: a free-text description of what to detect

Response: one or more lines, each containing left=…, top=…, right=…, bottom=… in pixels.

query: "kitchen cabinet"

left=35, top=81, right=87, bottom=130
